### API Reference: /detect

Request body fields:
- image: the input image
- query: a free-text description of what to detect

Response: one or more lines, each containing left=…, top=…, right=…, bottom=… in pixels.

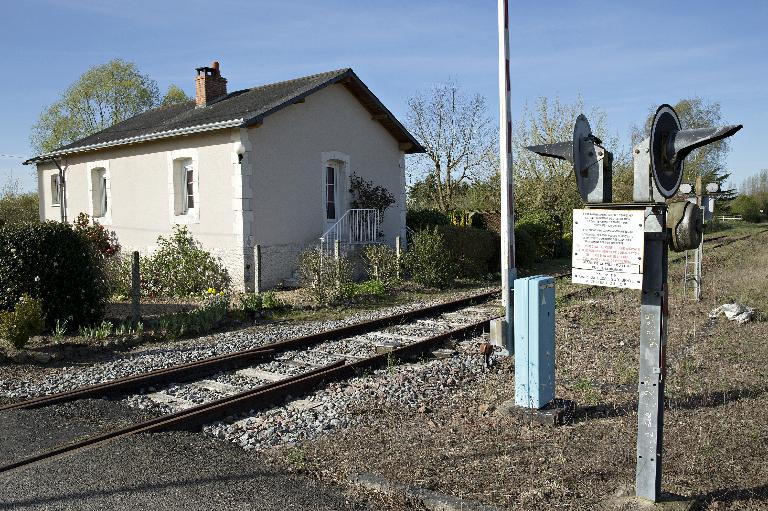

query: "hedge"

left=436, top=225, right=500, bottom=278
left=406, top=209, right=450, bottom=232
left=0, top=222, right=109, bottom=329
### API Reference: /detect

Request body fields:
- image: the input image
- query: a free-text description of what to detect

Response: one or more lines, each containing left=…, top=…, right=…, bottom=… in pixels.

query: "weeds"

left=79, top=320, right=113, bottom=339
left=573, top=378, right=601, bottom=405
left=52, top=318, right=68, bottom=340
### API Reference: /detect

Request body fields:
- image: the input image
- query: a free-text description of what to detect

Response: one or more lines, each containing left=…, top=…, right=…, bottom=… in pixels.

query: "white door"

left=324, top=163, right=340, bottom=233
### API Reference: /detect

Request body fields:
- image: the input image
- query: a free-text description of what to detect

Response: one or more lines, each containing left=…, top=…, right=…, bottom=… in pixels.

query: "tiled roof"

left=26, top=68, right=423, bottom=163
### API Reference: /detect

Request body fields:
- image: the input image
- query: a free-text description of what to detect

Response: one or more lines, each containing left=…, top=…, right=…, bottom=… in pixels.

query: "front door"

left=324, top=163, right=340, bottom=233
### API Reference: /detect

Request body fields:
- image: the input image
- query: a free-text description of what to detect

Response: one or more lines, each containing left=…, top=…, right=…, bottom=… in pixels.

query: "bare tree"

left=513, top=96, right=629, bottom=226
left=406, top=81, right=497, bottom=212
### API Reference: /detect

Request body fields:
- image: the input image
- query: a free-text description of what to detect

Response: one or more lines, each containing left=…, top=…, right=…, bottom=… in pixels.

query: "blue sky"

left=1, top=0, right=765, bottom=193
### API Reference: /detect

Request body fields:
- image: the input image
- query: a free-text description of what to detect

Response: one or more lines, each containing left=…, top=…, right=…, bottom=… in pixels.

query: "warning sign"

left=572, top=209, right=644, bottom=290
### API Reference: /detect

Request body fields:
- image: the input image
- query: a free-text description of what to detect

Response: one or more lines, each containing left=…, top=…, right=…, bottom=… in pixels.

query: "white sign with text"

left=572, top=209, right=645, bottom=290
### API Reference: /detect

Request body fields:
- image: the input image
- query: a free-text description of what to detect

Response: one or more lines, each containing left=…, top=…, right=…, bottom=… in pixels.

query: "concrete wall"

left=246, top=83, right=406, bottom=288
left=37, top=130, right=248, bottom=288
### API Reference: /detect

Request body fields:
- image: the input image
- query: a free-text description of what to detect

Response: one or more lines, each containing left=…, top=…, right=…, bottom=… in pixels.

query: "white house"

left=26, top=62, right=424, bottom=291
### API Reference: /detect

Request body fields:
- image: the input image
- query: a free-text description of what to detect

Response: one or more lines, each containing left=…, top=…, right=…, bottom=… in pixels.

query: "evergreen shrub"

left=406, top=209, right=450, bottom=232
left=0, top=295, right=45, bottom=348
left=0, top=221, right=109, bottom=329
left=402, top=227, right=457, bottom=289
left=435, top=225, right=499, bottom=278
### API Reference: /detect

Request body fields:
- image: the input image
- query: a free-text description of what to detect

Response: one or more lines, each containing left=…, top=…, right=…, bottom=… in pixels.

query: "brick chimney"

left=195, top=61, right=228, bottom=107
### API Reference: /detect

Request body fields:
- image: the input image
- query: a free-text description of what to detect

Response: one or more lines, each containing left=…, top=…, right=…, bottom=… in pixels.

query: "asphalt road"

left=0, top=400, right=369, bottom=510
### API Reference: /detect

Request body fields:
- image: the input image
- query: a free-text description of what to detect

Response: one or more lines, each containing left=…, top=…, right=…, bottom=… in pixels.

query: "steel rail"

left=0, top=289, right=500, bottom=412
left=0, top=316, right=494, bottom=474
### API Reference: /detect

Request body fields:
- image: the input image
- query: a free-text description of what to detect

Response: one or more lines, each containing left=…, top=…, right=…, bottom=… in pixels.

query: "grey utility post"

left=527, top=104, right=742, bottom=503
left=635, top=204, right=667, bottom=498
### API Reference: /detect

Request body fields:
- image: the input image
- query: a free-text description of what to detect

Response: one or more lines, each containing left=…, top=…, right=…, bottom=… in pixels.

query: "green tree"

left=513, top=96, right=630, bottom=232
left=30, top=60, right=190, bottom=153
left=0, top=180, right=39, bottom=227
left=406, top=81, right=497, bottom=212
left=161, top=84, right=192, bottom=107
left=632, top=97, right=732, bottom=186
left=31, top=59, right=160, bottom=153
left=729, top=195, right=761, bottom=223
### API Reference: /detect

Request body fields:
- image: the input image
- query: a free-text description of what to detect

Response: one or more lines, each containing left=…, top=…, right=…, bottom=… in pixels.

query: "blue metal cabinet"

left=514, top=275, right=556, bottom=409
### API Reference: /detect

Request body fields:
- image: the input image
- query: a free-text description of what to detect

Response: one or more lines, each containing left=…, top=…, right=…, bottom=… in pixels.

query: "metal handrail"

left=319, top=208, right=380, bottom=255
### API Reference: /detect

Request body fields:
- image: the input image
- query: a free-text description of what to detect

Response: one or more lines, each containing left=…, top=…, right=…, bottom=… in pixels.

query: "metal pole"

left=498, top=0, right=517, bottom=353
left=635, top=205, right=668, bottom=501
left=693, top=176, right=703, bottom=301
left=131, top=251, right=140, bottom=327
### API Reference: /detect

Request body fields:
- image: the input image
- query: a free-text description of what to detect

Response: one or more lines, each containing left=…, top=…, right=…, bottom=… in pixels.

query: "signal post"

left=527, top=105, right=741, bottom=503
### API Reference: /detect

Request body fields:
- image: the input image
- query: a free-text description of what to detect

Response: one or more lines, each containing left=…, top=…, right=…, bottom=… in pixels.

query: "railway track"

left=0, top=290, right=501, bottom=474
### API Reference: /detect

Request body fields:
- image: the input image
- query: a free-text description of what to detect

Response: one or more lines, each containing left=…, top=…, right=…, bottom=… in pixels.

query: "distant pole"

left=693, top=176, right=703, bottom=301
left=499, top=0, right=516, bottom=353
left=131, top=251, right=140, bottom=327
left=395, top=236, right=401, bottom=280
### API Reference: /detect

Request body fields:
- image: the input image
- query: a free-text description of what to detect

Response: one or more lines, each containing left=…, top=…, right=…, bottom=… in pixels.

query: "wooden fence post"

left=254, top=244, right=262, bottom=294
left=131, top=251, right=140, bottom=327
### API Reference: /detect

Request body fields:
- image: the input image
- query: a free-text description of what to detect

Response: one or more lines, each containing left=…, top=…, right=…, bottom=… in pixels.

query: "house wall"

left=35, top=82, right=409, bottom=292
left=246, top=83, right=406, bottom=288
left=36, top=130, right=248, bottom=288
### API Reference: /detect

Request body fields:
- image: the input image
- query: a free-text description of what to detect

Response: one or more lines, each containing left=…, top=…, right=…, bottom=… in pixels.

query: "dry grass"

left=272, top=227, right=768, bottom=510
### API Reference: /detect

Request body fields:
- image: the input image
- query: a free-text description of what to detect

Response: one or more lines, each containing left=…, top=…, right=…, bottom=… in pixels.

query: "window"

left=185, top=163, right=195, bottom=210
left=325, top=166, right=336, bottom=220
left=90, top=168, right=107, bottom=217
left=50, top=174, right=60, bottom=206
left=173, top=158, right=195, bottom=215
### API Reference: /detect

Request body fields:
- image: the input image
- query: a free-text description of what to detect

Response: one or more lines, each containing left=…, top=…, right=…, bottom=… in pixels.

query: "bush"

left=730, top=195, right=762, bottom=223
left=73, top=213, right=120, bottom=257
left=126, top=226, right=231, bottom=298
left=297, top=249, right=354, bottom=306
left=362, top=244, right=399, bottom=288
left=515, top=213, right=563, bottom=261
left=436, top=225, right=499, bottom=279
left=0, top=221, right=109, bottom=329
left=0, top=295, right=45, bottom=348
left=261, top=291, right=281, bottom=310
left=514, top=223, right=536, bottom=268
left=238, top=293, right=263, bottom=313
left=406, top=209, right=450, bottom=232
left=402, top=227, right=457, bottom=289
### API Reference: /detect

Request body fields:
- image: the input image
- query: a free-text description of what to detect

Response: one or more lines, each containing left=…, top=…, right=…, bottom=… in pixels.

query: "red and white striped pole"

left=499, top=0, right=516, bottom=352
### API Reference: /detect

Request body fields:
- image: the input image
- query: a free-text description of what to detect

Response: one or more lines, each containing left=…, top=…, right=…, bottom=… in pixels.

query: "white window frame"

left=87, top=161, right=111, bottom=224
left=320, top=151, right=350, bottom=228
left=50, top=173, right=61, bottom=207
left=168, top=149, right=200, bottom=224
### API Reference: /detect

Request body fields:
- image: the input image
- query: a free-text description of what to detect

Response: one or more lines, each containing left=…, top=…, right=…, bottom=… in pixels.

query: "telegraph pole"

left=498, top=0, right=516, bottom=353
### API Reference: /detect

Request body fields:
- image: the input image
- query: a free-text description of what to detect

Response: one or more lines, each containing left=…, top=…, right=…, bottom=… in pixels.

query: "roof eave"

left=24, top=118, right=244, bottom=165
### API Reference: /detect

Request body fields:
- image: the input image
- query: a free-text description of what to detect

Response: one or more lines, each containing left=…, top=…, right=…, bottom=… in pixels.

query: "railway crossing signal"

left=527, top=104, right=742, bottom=502
left=680, top=179, right=721, bottom=301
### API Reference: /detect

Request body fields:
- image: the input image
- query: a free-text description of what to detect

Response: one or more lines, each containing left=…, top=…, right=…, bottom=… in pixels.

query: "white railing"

left=320, top=209, right=380, bottom=256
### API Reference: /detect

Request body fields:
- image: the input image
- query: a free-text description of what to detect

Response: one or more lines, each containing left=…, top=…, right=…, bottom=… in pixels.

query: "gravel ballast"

left=0, top=288, right=496, bottom=400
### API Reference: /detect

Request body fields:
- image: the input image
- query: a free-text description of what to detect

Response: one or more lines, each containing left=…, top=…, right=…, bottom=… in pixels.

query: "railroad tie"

left=235, top=367, right=288, bottom=382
